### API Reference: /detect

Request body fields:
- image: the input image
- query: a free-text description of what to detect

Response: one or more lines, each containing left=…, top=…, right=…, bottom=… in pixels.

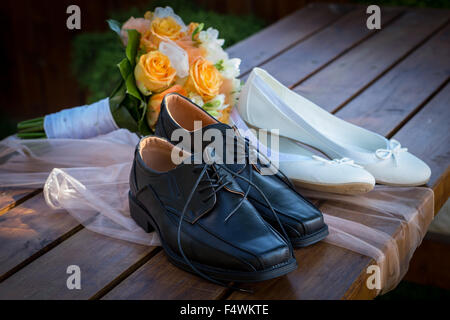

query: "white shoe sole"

left=291, top=178, right=374, bottom=195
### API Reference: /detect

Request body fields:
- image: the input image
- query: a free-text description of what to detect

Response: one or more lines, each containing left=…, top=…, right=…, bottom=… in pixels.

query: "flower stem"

left=16, top=132, right=47, bottom=139
left=18, top=116, right=44, bottom=124
left=17, top=118, right=44, bottom=130
left=17, top=124, right=45, bottom=133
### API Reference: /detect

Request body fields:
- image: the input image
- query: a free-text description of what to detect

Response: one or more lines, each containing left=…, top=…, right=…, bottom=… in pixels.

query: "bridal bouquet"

left=17, top=6, right=241, bottom=139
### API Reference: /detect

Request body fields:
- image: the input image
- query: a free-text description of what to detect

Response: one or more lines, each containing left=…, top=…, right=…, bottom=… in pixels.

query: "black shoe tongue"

left=189, top=121, right=246, bottom=175
left=187, top=121, right=248, bottom=195
left=202, top=123, right=248, bottom=176
left=189, top=122, right=234, bottom=153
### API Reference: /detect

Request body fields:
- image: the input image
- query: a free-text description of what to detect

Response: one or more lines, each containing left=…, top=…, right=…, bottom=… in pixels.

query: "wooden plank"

left=392, top=84, right=450, bottom=210
left=102, top=203, right=324, bottom=300
left=432, top=168, right=450, bottom=214
left=228, top=187, right=432, bottom=299
left=0, top=229, right=156, bottom=299
left=236, top=8, right=449, bottom=299
left=292, top=9, right=450, bottom=113
left=102, top=251, right=227, bottom=300
left=228, top=241, right=372, bottom=300
left=0, top=194, right=80, bottom=281
left=227, top=3, right=354, bottom=76
left=335, top=24, right=450, bottom=137
left=258, top=7, right=403, bottom=87
left=331, top=24, right=450, bottom=212
left=0, top=188, right=40, bottom=216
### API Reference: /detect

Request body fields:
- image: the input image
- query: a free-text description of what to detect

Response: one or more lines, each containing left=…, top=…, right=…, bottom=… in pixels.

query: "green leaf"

left=109, top=84, right=139, bottom=133
left=207, top=111, right=219, bottom=117
left=117, top=58, right=132, bottom=81
left=109, top=81, right=127, bottom=113
left=110, top=104, right=139, bottom=133
left=136, top=47, right=147, bottom=61
left=117, top=58, right=144, bottom=103
left=125, top=94, right=138, bottom=115
left=203, top=100, right=221, bottom=109
left=137, top=100, right=151, bottom=136
left=107, top=19, right=122, bottom=38
left=191, top=22, right=204, bottom=41
left=109, top=39, right=149, bottom=135
left=214, top=59, right=224, bottom=72
left=126, top=29, right=140, bottom=67
left=109, top=80, right=125, bottom=102
left=125, top=73, right=143, bottom=101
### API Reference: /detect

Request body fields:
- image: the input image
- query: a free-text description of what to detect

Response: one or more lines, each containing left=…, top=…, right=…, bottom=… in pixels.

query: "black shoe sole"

left=129, top=192, right=298, bottom=283
left=290, top=225, right=329, bottom=248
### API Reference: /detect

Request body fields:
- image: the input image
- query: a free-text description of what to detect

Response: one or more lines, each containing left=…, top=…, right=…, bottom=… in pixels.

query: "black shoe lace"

left=176, top=148, right=294, bottom=292
left=230, top=132, right=297, bottom=190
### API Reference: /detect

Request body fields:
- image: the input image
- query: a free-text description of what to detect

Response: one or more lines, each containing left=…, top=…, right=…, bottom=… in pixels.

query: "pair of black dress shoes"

left=129, top=93, right=328, bottom=285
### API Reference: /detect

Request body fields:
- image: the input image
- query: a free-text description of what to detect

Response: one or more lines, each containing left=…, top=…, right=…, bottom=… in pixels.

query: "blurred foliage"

left=72, top=0, right=266, bottom=102
left=0, top=111, right=17, bottom=140
left=355, top=0, right=450, bottom=8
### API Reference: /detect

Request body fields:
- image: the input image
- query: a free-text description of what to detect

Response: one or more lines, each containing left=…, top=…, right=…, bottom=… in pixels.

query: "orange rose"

left=141, top=16, right=184, bottom=51
left=134, top=51, right=176, bottom=95
left=147, top=85, right=187, bottom=129
left=184, top=57, right=223, bottom=101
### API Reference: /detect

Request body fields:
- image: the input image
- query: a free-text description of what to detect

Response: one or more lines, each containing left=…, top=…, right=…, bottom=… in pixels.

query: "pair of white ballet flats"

left=236, top=68, right=431, bottom=194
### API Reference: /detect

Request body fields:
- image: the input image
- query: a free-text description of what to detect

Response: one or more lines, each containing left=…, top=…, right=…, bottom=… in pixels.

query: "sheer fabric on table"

left=300, top=187, right=433, bottom=294
left=0, top=128, right=434, bottom=294
left=0, top=129, right=157, bottom=245
left=229, top=108, right=434, bottom=294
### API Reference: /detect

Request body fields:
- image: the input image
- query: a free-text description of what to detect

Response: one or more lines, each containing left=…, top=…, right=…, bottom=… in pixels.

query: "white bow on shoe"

left=230, top=109, right=375, bottom=194
left=237, top=68, right=431, bottom=186
left=311, top=156, right=363, bottom=169
left=375, top=139, right=408, bottom=167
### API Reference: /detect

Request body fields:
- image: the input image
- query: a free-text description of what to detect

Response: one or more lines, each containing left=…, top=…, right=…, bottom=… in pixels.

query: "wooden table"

left=0, top=3, right=449, bottom=300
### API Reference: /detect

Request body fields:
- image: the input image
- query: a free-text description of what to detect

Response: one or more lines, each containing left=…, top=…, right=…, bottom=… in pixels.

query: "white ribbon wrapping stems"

left=44, top=98, right=118, bottom=139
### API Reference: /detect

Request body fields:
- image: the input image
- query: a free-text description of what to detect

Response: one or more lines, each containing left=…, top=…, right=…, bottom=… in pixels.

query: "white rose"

left=220, top=58, right=241, bottom=79
left=230, top=78, right=242, bottom=106
left=206, top=46, right=228, bottom=64
left=159, top=41, right=189, bottom=78
left=188, top=93, right=205, bottom=107
left=212, top=94, right=228, bottom=110
left=198, top=27, right=224, bottom=47
left=202, top=94, right=228, bottom=119
left=153, top=6, right=186, bottom=30
left=198, top=27, right=228, bottom=64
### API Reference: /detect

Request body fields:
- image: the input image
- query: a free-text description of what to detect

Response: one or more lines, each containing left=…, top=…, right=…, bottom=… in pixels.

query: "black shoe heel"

left=129, top=192, right=155, bottom=233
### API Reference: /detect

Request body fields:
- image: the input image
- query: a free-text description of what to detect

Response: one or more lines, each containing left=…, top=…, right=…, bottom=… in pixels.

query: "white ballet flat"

left=231, top=111, right=375, bottom=195
left=237, top=68, right=431, bottom=186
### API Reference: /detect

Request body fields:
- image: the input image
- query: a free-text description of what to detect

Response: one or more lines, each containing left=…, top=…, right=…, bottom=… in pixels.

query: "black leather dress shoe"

left=155, top=93, right=329, bottom=247
left=129, top=136, right=297, bottom=283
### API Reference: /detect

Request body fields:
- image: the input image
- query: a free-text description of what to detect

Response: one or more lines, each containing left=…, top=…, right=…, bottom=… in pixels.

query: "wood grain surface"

left=228, top=3, right=354, bottom=76
left=293, top=9, right=450, bottom=113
